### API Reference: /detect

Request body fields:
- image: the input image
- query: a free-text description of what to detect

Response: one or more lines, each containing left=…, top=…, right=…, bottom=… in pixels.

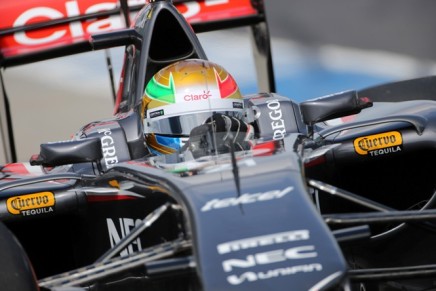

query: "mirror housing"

left=91, top=29, right=142, bottom=50
left=30, top=138, right=102, bottom=167
left=299, top=90, right=372, bottom=126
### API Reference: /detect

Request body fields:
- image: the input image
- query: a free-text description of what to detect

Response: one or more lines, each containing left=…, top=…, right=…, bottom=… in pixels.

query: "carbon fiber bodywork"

left=2, top=1, right=436, bottom=290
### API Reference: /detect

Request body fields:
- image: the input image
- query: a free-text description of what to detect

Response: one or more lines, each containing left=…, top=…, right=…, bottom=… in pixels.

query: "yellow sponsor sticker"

left=354, top=131, right=402, bottom=155
left=6, top=192, right=55, bottom=215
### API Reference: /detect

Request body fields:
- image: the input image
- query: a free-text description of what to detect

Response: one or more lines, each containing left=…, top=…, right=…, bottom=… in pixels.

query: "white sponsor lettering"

left=205, top=0, right=229, bottom=6
left=98, top=128, right=119, bottom=168
left=182, top=2, right=200, bottom=18
left=13, top=0, right=121, bottom=45
left=369, top=146, right=402, bottom=156
left=222, top=245, right=317, bottom=272
left=201, top=186, right=293, bottom=212
left=217, top=230, right=309, bottom=254
left=12, top=0, right=230, bottom=46
left=183, top=0, right=229, bottom=18
left=22, top=207, right=54, bottom=216
left=266, top=99, right=287, bottom=140
left=14, top=7, right=65, bottom=45
left=227, top=263, right=323, bottom=285
left=106, top=218, right=143, bottom=257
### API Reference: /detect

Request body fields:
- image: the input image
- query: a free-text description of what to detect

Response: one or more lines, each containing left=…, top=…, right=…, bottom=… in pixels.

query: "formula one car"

left=2, top=1, right=436, bottom=290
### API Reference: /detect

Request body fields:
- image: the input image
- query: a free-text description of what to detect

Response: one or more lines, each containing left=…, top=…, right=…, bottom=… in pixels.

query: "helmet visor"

left=144, top=111, right=244, bottom=136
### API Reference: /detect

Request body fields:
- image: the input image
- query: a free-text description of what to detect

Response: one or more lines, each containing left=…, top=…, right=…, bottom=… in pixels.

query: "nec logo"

left=222, top=245, right=322, bottom=285
left=106, top=217, right=142, bottom=257
left=219, top=230, right=324, bottom=285
left=222, top=245, right=318, bottom=273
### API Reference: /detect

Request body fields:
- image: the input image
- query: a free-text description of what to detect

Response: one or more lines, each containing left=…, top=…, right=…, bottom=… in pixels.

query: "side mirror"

left=30, top=138, right=102, bottom=167
left=245, top=93, right=305, bottom=140
left=299, top=90, right=372, bottom=126
left=91, top=29, right=142, bottom=50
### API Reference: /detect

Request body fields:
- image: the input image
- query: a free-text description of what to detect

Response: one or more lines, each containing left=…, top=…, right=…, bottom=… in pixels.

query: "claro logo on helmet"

left=354, top=131, right=403, bottom=156
left=184, top=91, right=212, bottom=101
left=7, top=192, right=55, bottom=216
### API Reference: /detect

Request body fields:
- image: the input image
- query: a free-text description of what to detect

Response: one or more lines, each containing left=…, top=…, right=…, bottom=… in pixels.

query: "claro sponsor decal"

left=184, top=90, right=212, bottom=101
left=354, top=131, right=402, bottom=156
left=219, top=230, right=322, bottom=285
left=2, top=0, right=256, bottom=57
left=201, top=186, right=293, bottom=212
left=7, top=192, right=55, bottom=216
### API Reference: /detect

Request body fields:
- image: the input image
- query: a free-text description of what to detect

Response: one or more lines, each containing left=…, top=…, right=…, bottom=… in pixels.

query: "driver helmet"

left=142, top=59, right=244, bottom=155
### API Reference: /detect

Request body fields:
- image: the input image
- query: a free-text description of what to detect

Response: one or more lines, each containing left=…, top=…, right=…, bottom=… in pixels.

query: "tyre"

left=0, top=221, right=38, bottom=291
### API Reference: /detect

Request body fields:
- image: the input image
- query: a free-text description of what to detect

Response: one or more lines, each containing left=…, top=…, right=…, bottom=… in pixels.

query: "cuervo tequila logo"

left=354, top=131, right=402, bottom=156
left=7, top=192, right=55, bottom=216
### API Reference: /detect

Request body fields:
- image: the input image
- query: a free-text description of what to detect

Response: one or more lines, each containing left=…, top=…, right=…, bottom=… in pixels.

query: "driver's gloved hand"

left=188, top=113, right=253, bottom=158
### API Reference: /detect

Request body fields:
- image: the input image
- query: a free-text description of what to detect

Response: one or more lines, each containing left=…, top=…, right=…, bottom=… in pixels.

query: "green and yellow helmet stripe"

left=144, top=73, right=176, bottom=104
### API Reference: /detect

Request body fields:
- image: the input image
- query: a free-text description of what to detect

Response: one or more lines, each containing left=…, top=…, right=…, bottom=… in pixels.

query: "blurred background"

left=3, top=0, right=436, bottom=162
